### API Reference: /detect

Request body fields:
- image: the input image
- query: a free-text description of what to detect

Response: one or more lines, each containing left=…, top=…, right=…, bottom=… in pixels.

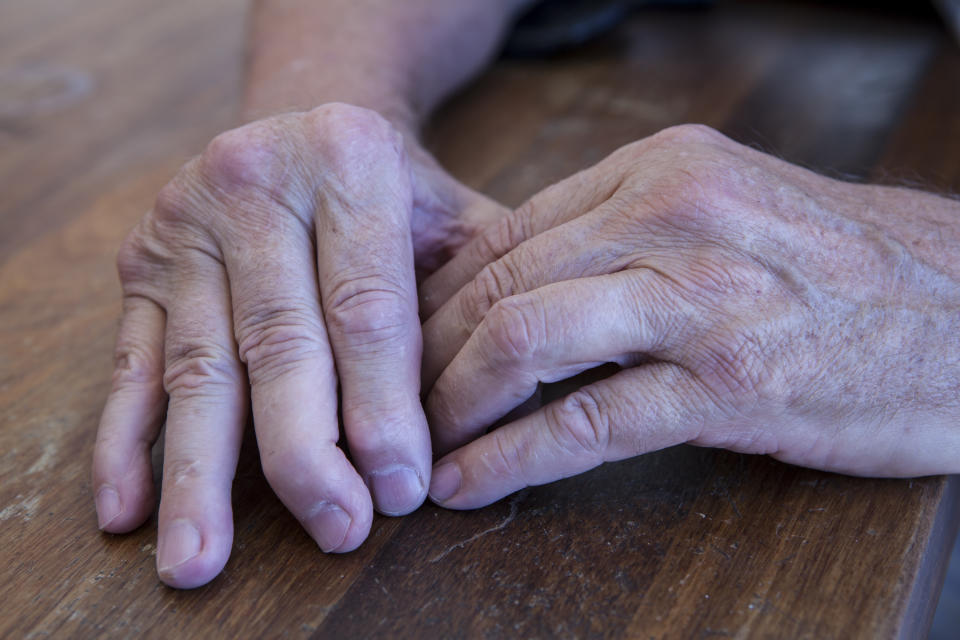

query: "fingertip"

left=95, top=485, right=123, bottom=530
left=427, top=461, right=461, bottom=505
left=369, top=464, right=427, bottom=516
left=333, top=503, right=373, bottom=553
left=428, top=456, right=502, bottom=511
left=428, top=428, right=529, bottom=511
left=157, top=518, right=232, bottom=589
left=92, top=449, right=157, bottom=534
left=341, top=398, right=433, bottom=517
left=304, top=496, right=373, bottom=554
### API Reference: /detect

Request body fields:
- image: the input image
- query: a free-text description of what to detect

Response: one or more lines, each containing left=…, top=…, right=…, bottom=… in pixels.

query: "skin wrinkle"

left=96, top=0, right=548, bottom=588
left=93, top=2, right=960, bottom=588
left=424, top=124, right=960, bottom=509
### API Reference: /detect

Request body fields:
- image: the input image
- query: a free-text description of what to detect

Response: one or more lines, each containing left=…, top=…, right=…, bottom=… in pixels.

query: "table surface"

left=2, top=1, right=959, bottom=638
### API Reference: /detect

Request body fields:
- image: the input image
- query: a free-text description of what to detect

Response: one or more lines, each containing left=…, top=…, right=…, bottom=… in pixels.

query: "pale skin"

left=92, top=0, right=960, bottom=589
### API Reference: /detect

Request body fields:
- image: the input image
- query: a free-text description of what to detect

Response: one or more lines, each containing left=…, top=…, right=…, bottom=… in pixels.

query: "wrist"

left=242, top=74, right=420, bottom=136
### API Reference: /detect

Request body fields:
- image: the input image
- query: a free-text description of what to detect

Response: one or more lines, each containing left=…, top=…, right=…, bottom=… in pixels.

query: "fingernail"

left=157, top=519, right=202, bottom=574
left=304, top=503, right=351, bottom=553
left=95, top=486, right=122, bottom=529
left=429, top=462, right=461, bottom=504
left=369, top=464, right=425, bottom=516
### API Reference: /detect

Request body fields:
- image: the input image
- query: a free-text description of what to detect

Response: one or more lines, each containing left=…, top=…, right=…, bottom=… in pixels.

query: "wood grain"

left=1, top=1, right=957, bottom=638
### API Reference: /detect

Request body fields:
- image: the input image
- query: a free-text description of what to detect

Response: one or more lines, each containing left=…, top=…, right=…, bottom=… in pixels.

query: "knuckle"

left=307, top=102, right=400, bottom=160
left=153, top=173, right=195, bottom=225
left=502, top=202, right=535, bottom=244
left=655, top=123, right=724, bottom=148
left=472, top=212, right=527, bottom=266
left=112, top=341, right=162, bottom=390
left=481, top=297, right=543, bottom=365
left=200, top=122, right=295, bottom=197
left=489, top=432, right=527, bottom=481
left=236, top=305, right=327, bottom=385
left=465, top=260, right=519, bottom=321
left=633, top=163, right=730, bottom=238
left=306, top=104, right=410, bottom=212
left=547, top=388, right=611, bottom=459
left=116, top=227, right=153, bottom=283
left=324, top=276, right=412, bottom=344
left=116, top=224, right=174, bottom=297
left=149, top=169, right=231, bottom=258
left=163, top=343, right=241, bottom=397
left=150, top=161, right=217, bottom=233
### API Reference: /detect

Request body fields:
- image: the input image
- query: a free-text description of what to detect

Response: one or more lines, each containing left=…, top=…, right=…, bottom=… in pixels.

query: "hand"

left=419, top=124, right=960, bottom=510
left=91, top=103, right=506, bottom=588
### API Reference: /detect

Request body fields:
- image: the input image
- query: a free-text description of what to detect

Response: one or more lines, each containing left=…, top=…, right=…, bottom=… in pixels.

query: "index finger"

left=419, top=161, right=623, bottom=319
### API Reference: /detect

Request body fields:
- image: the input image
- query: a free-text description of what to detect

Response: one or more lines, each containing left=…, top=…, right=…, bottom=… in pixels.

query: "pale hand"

left=92, top=103, right=506, bottom=588
left=420, top=125, right=960, bottom=509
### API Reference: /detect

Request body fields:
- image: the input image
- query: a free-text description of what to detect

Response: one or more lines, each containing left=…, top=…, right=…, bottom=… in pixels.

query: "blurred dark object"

left=506, top=0, right=957, bottom=56
left=504, top=0, right=715, bottom=56
left=935, top=0, right=960, bottom=44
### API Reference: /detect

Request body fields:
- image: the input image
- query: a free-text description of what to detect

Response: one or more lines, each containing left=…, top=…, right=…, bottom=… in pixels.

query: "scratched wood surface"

left=1, top=1, right=958, bottom=638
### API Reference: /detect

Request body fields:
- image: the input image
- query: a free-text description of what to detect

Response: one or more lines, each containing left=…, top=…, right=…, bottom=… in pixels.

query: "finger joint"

left=547, top=388, right=611, bottom=461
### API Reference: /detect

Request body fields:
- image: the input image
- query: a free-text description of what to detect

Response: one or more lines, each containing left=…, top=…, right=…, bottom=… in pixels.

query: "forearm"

left=244, top=0, right=532, bottom=132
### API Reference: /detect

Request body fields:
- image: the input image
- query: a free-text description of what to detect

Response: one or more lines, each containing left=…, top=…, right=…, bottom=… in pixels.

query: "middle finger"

left=226, top=227, right=374, bottom=554
left=421, top=205, right=636, bottom=392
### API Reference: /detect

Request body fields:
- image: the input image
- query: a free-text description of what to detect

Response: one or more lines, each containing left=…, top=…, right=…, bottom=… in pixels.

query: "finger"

left=429, top=363, right=714, bottom=510
left=421, top=207, right=635, bottom=392
left=419, top=162, right=623, bottom=318
left=427, top=270, right=681, bottom=453
left=316, top=135, right=431, bottom=517
left=156, top=255, right=247, bottom=589
left=226, top=231, right=372, bottom=554
left=93, top=295, right=166, bottom=533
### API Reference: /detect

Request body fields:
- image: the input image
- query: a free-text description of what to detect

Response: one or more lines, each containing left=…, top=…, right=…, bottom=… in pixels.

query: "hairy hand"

left=420, top=124, right=960, bottom=509
left=92, top=103, right=506, bottom=588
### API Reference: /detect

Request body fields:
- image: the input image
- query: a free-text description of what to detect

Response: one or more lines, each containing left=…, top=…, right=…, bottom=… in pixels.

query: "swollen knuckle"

left=201, top=122, right=296, bottom=197
left=163, top=344, right=240, bottom=396
left=548, top=389, right=610, bottom=458
left=482, top=297, right=542, bottom=365
left=325, top=277, right=410, bottom=343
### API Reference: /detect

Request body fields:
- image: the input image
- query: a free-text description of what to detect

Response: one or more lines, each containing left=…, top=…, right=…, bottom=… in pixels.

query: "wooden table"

left=2, top=1, right=958, bottom=637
